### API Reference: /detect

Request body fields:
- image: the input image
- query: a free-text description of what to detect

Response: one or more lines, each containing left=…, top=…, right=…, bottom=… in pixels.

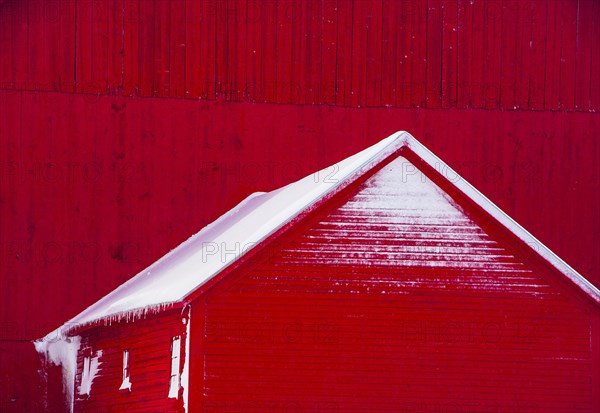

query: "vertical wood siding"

left=0, top=0, right=599, bottom=110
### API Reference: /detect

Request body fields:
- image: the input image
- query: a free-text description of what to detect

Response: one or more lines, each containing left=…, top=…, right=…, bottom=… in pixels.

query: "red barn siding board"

left=442, top=0, right=458, bottom=109
left=482, top=0, right=502, bottom=110
left=122, top=0, right=139, bottom=96
left=544, top=0, right=561, bottom=110
left=364, top=0, right=382, bottom=107
left=276, top=1, right=293, bottom=103
left=91, top=0, right=110, bottom=94
left=394, top=0, right=413, bottom=108
left=350, top=0, right=368, bottom=107
left=184, top=0, right=200, bottom=98
left=410, top=0, right=427, bottom=108
left=305, top=0, right=323, bottom=105
left=321, top=0, right=337, bottom=105
left=334, top=0, right=352, bottom=105
left=107, top=0, right=123, bottom=91
left=559, top=0, right=577, bottom=110
left=592, top=0, right=600, bottom=111
left=154, top=0, right=170, bottom=97
left=380, top=0, right=397, bottom=107
left=456, top=0, right=473, bottom=109
left=575, top=0, right=592, bottom=111
left=470, top=0, right=487, bottom=109
left=169, top=0, right=186, bottom=98
left=514, top=0, right=532, bottom=110
left=137, top=0, right=155, bottom=96
left=527, top=0, right=547, bottom=110
left=425, top=0, right=443, bottom=108
left=500, top=0, right=518, bottom=110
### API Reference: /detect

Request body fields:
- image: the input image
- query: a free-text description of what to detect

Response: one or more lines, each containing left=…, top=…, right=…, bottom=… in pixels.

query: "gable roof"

left=43, top=131, right=600, bottom=338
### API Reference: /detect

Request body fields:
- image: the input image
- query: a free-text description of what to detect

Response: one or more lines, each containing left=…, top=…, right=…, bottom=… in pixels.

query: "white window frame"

left=168, top=336, right=181, bottom=398
left=119, top=349, right=132, bottom=391
left=80, top=355, right=92, bottom=395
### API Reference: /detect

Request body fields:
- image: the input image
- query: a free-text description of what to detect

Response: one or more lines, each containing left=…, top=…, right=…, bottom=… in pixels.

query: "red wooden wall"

left=0, top=0, right=599, bottom=411
left=0, top=0, right=599, bottom=110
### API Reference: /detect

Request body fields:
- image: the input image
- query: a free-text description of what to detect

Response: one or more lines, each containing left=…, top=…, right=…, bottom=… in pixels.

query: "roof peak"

left=38, top=131, right=600, bottom=341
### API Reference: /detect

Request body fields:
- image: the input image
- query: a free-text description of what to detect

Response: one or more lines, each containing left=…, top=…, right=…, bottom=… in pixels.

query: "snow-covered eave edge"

left=403, top=134, right=600, bottom=305
left=34, top=131, right=411, bottom=344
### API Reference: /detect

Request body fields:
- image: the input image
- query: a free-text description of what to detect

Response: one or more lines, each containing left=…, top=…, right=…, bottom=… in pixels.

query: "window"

left=119, top=350, right=132, bottom=391
left=80, top=355, right=92, bottom=395
left=79, top=349, right=102, bottom=396
left=168, top=336, right=181, bottom=398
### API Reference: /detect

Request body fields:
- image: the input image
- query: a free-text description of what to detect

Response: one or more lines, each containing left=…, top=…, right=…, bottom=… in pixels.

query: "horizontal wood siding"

left=198, top=155, right=599, bottom=412
left=73, top=310, right=187, bottom=413
left=0, top=0, right=599, bottom=110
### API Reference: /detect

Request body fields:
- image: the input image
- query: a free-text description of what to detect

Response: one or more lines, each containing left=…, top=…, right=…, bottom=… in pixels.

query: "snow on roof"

left=41, top=131, right=600, bottom=340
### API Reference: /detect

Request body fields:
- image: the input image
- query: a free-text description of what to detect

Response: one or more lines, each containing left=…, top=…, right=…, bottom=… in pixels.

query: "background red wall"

left=0, top=0, right=599, bottom=411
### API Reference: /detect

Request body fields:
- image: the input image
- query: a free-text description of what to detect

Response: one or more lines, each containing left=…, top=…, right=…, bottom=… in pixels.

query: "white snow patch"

left=34, top=336, right=81, bottom=413
left=79, top=349, right=102, bottom=396
left=119, top=376, right=132, bottom=391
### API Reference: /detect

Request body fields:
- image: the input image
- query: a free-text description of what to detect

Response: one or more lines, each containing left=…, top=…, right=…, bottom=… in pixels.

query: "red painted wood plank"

left=364, top=0, right=382, bottom=107
left=481, top=0, right=502, bottom=109
left=92, top=0, right=110, bottom=94
left=425, top=0, right=442, bottom=108
left=559, top=0, right=577, bottom=110
left=27, top=0, right=45, bottom=90
left=575, top=0, right=593, bottom=111
left=514, top=0, right=531, bottom=110
left=394, top=0, right=413, bottom=108
left=122, top=0, right=139, bottom=96
left=591, top=0, right=600, bottom=111
left=184, top=0, right=201, bottom=99
left=350, top=0, right=367, bottom=107
left=244, top=0, right=260, bottom=102
left=258, top=1, right=277, bottom=103
left=137, top=0, right=155, bottom=96
left=75, top=0, right=92, bottom=93
left=457, top=0, right=473, bottom=108
left=153, top=0, right=170, bottom=97
left=169, top=0, right=186, bottom=98
left=199, top=0, right=217, bottom=100
left=214, top=0, right=227, bottom=100
left=470, top=1, right=486, bottom=109
left=107, top=0, right=123, bottom=91
left=290, top=0, right=306, bottom=104
left=500, top=0, right=518, bottom=110
left=321, top=0, right=337, bottom=105
left=527, top=0, right=547, bottom=110
left=0, top=0, right=13, bottom=87
left=334, top=0, right=352, bottom=105
left=410, top=0, right=427, bottom=108
left=544, top=0, right=561, bottom=110
left=442, top=0, right=458, bottom=108
left=380, top=0, right=397, bottom=107
left=230, top=0, right=247, bottom=102
left=303, top=0, right=323, bottom=104
left=40, top=0, right=61, bottom=91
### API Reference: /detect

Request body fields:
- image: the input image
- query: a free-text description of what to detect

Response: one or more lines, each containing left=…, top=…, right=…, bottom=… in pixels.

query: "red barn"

left=35, top=132, right=600, bottom=413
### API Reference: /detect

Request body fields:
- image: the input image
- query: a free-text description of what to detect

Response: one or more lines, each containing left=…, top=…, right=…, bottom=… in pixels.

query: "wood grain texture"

left=0, top=0, right=598, bottom=109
